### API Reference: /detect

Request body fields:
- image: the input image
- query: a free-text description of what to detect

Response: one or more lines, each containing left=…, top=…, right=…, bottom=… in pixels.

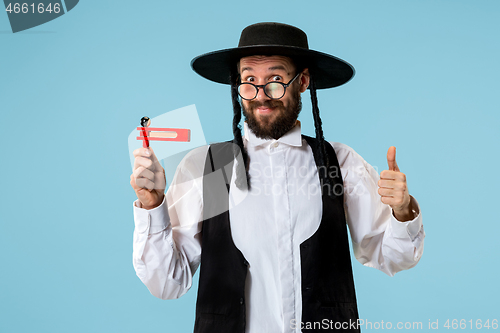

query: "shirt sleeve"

left=132, top=146, right=209, bottom=299
left=330, top=142, right=425, bottom=277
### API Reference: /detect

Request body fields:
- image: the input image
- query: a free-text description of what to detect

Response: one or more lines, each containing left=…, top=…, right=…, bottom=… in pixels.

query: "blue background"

left=1, top=1, right=499, bottom=332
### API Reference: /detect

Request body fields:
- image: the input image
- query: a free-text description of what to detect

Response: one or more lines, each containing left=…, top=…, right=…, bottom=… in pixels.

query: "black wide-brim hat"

left=191, top=22, right=355, bottom=89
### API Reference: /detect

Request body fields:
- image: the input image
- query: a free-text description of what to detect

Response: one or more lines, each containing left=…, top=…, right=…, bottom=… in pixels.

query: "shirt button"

left=272, top=142, right=279, bottom=148
left=240, top=298, right=244, bottom=305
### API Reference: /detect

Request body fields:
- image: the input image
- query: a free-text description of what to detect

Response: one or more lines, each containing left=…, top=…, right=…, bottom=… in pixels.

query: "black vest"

left=194, top=136, right=360, bottom=333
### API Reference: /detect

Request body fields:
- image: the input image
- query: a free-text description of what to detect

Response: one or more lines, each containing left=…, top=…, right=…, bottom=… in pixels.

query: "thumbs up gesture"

left=378, top=146, right=413, bottom=221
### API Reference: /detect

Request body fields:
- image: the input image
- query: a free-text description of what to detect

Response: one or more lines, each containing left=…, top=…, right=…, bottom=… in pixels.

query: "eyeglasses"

left=237, top=72, right=301, bottom=101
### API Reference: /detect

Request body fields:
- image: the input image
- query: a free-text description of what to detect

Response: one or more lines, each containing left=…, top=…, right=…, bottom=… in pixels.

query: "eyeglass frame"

left=237, top=72, right=302, bottom=101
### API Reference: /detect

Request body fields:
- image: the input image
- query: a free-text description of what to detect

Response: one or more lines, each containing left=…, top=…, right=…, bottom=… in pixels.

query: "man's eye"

left=246, top=77, right=255, bottom=82
left=272, top=76, right=282, bottom=81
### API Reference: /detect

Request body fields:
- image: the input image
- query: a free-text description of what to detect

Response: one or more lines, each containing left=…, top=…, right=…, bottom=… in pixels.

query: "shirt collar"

left=243, top=120, right=303, bottom=147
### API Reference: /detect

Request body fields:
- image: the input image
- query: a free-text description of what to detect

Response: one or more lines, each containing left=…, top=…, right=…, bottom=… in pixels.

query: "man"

left=130, top=22, right=425, bottom=333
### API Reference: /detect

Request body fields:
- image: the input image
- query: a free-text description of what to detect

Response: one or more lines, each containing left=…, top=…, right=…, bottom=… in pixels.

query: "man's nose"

left=256, top=86, right=270, bottom=101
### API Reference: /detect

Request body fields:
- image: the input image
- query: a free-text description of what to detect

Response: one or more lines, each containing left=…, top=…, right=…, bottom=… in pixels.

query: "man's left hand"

left=378, top=146, right=413, bottom=222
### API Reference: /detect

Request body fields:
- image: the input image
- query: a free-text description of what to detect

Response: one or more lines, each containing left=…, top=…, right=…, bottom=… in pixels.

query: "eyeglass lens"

left=238, top=82, right=285, bottom=100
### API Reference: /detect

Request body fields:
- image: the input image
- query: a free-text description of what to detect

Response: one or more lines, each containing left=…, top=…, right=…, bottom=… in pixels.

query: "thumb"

left=387, top=146, right=400, bottom=172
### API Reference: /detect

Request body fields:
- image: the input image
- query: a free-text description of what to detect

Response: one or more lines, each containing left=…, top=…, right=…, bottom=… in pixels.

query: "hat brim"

left=191, top=45, right=355, bottom=89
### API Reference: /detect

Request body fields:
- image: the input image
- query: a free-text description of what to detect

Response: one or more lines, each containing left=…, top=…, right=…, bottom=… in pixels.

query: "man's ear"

left=299, top=68, right=310, bottom=93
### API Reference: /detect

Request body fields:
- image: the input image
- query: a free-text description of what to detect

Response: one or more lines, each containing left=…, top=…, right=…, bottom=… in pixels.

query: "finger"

left=378, top=179, right=394, bottom=188
left=380, top=170, right=397, bottom=180
left=381, top=196, right=397, bottom=206
left=387, top=146, right=400, bottom=172
left=130, top=174, right=138, bottom=190
left=378, top=187, right=394, bottom=197
left=131, top=173, right=152, bottom=191
left=131, top=173, right=162, bottom=195
left=379, top=185, right=405, bottom=196
left=133, top=147, right=152, bottom=158
left=134, top=166, right=155, bottom=182
left=380, top=193, right=406, bottom=208
left=378, top=178, right=407, bottom=189
left=135, top=177, right=155, bottom=191
left=153, top=167, right=166, bottom=187
left=136, top=147, right=163, bottom=172
left=134, top=147, right=161, bottom=166
left=380, top=170, right=406, bottom=182
left=134, top=156, right=155, bottom=171
left=148, top=147, right=161, bottom=165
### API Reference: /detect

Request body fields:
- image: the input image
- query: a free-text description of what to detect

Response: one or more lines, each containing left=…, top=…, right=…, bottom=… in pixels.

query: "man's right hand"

left=130, top=147, right=166, bottom=210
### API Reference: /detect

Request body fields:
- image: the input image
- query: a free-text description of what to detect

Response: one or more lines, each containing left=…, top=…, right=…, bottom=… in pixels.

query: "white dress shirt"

left=132, top=121, right=425, bottom=333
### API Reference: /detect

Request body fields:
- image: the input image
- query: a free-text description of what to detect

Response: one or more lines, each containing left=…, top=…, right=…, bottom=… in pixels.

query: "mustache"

left=247, top=99, right=284, bottom=110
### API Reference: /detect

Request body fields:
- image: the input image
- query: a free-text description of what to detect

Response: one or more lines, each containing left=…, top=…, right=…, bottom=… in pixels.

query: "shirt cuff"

left=133, top=196, right=170, bottom=235
left=389, top=196, right=423, bottom=241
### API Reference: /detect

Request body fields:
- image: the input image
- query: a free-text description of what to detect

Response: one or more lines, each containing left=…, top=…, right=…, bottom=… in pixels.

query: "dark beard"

left=242, top=88, right=302, bottom=140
